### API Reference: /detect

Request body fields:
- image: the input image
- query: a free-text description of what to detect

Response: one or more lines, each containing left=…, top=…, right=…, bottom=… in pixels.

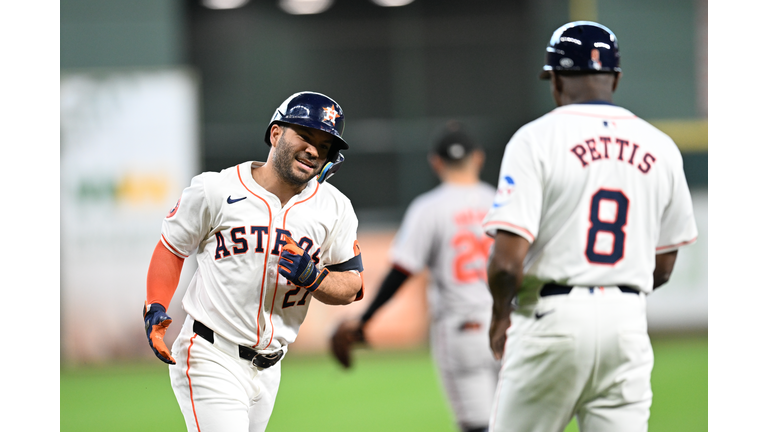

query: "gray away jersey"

left=390, top=182, right=496, bottom=319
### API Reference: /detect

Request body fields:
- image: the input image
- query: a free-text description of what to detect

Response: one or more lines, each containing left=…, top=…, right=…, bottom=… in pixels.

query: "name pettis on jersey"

left=214, top=226, right=320, bottom=263
left=570, top=136, right=656, bottom=173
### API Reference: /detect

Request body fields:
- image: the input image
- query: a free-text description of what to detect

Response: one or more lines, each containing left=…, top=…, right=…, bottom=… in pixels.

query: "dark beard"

left=273, top=133, right=319, bottom=186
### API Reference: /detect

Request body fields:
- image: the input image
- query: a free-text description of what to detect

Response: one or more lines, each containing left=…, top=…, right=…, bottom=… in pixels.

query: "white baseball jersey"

left=483, top=102, right=698, bottom=295
left=391, top=182, right=496, bottom=319
left=484, top=102, right=698, bottom=432
left=162, top=161, right=362, bottom=352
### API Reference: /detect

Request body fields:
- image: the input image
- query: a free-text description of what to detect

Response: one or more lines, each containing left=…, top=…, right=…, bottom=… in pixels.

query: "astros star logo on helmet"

left=322, top=106, right=340, bottom=125
left=590, top=49, right=602, bottom=70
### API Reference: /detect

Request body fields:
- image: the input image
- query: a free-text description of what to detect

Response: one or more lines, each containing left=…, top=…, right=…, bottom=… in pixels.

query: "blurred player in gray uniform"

left=331, top=122, right=500, bottom=432
left=482, top=22, right=698, bottom=432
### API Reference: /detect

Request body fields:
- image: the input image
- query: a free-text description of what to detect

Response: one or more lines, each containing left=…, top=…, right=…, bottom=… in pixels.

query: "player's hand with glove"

left=144, top=302, right=177, bottom=365
left=330, top=319, right=366, bottom=369
left=278, top=236, right=329, bottom=292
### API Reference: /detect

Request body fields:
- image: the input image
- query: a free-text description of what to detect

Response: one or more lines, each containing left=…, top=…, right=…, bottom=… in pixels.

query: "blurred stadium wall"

left=61, top=0, right=707, bottom=363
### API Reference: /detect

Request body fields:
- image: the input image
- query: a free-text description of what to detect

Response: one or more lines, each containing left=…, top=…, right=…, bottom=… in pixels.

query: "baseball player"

left=331, top=122, right=500, bottom=432
left=482, top=22, right=698, bottom=432
left=142, top=91, right=365, bottom=432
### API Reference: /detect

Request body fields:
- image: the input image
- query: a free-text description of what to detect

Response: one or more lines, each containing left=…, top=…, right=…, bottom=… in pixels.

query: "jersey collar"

left=575, top=100, right=616, bottom=106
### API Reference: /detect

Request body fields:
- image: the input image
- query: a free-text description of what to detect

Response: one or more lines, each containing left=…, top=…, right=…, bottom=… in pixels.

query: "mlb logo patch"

left=492, top=175, right=516, bottom=208
left=166, top=198, right=180, bottom=218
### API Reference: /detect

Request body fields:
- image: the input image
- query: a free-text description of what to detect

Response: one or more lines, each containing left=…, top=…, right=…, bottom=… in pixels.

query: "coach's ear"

left=612, top=72, right=622, bottom=93
left=550, top=73, right=565, bottom=107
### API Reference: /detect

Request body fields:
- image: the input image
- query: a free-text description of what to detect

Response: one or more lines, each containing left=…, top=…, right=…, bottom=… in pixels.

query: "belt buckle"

left=252, top=349, right=283, bottom=369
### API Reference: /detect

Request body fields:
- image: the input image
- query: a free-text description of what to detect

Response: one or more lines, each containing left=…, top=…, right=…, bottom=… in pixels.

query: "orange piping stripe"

left=483, top=221, right=535, bottom=242
left=186, top=333, right=201, bottom=432
left=237, top=164, right=273, bottom=346
left=162, top=234, right=188, bottom=258
left=266, top=278, right=281, bottom=348
left=656, top=236, right=697, bottom=251
left=267, top=182, right=321, bottom=347
left=282, top=182, right=320, bottom=227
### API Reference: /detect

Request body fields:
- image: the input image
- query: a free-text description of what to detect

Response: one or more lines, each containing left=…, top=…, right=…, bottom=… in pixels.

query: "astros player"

left=142, top=91, right=364, bottom=432
left=331, top=122, right=500, bottom=432
left=482, top=22, right=698, bottom=432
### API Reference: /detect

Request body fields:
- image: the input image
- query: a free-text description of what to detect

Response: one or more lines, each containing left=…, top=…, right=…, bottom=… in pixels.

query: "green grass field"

left=60, top=335, right=707, bottom=431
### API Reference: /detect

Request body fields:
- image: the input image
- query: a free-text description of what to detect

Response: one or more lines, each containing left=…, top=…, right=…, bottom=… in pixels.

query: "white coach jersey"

left=483, top=103, right=698, bottom=295
left=391, top=182, right=496, bottom=319
left=161, top=161, right=362, bottom=351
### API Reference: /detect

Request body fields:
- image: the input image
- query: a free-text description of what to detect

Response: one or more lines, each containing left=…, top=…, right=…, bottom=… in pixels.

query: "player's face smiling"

left=273, top=125, right=333, bottom=186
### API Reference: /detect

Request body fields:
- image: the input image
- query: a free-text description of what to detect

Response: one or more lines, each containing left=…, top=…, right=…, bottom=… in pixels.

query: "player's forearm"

left=146, top=240, right=185, bottom=309
left=360, top=266, right=410, bottom=324
left=487, top=231, right=530, bottom=317
left=487, top=259, right=522, bottom=317
left=312, top=270, right=362, bottom=305
left=653, top=250, right=678, bottom=289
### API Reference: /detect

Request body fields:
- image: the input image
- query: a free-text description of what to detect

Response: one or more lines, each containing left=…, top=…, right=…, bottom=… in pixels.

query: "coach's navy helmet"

left=264, top=91, right=349, bottom=153
left=539, top=21, right=621, bottom=80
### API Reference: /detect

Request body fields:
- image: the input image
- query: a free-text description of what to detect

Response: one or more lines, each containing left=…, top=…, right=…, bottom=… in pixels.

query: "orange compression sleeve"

left=146, top=240, right=185, bottom=310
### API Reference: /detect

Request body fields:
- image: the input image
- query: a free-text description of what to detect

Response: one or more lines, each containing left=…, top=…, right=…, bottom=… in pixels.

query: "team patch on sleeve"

left=166, top=198, right=180, bottom=218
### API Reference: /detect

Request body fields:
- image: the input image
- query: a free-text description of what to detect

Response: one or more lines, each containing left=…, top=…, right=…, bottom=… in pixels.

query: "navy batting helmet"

left=264, top=91, right=349, bottom=151
left=539, top=21, right=621, bottom=80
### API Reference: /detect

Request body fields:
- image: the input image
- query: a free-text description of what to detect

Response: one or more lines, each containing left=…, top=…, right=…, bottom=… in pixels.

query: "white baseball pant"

left=490, top=286, right=653, bottom=432
left=169, top=315, right=282, bottom=432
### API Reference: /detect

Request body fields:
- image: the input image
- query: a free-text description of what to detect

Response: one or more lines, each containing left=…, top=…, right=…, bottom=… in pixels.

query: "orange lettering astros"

left=570, top=136, right=657, bottom=174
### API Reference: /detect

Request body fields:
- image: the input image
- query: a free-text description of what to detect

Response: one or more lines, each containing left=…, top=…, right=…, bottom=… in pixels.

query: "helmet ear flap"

left=317, top=153, right=345, bottom=184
